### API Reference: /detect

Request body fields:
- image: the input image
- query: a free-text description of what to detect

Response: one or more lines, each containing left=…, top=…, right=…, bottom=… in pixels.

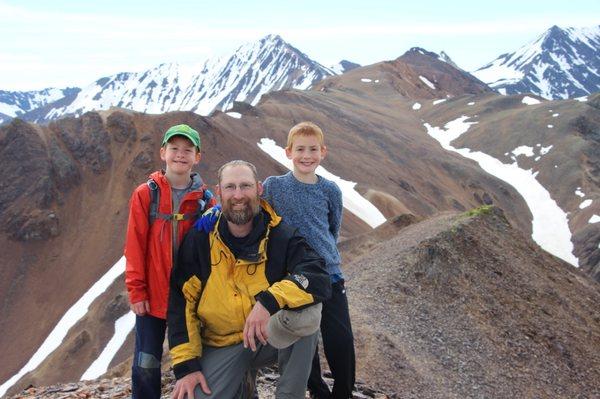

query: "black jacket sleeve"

left=257, top=229, right=331, bottom=314
left=167, top=228, right=207, bottom=379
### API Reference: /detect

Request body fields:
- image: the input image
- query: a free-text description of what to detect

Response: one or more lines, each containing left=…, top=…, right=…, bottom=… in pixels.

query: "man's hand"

left=130, top=300, right=150, bottom=316
left=243, top=301, right=270, bottom=351
left=172, top=371, right=211, bottom=399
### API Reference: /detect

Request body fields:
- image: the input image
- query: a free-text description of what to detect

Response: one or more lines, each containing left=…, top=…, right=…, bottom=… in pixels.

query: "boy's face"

left=160, top=136, right=201, bottom=175
left=285, top=134, right=326, bottom=176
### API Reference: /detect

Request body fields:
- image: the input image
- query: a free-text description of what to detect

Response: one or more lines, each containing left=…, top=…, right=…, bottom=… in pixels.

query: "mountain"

left=315, top=47, right=492, bottom=99
left=330, top=59, right=361, bottom=74
left=1, top=41, right=599, bottom=397
left=0, top=88, right=80, bottom=124
left=14, top=34, right=334, bottom=124
left=473, top=25, right=600, bottom=99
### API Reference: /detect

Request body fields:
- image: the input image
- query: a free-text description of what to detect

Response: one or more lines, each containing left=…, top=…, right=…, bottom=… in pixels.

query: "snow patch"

left=423, top=116, right=578, bottom=267
left=522, top=96, right=541, bottom=105
left=540, top=145, right=553, bottom=155
left=361, top=78, right=372, bottom=83
left=512, top=146, right=535, bottom=157
left=419, top=76, right=436, bottom=90
left=472, top=61, right=524, bottom=86
left=467, top=102, right=475, bottom=106
left=579, top=199, right=592, bottom=209
left=433, top=99, right=446, bottom=105
left=226, top=112, right=242, bottom=119
left=589, top=215, right=600, bottom=224
left=575, top=96, right=588, bottom=102
left=81, top=311, right=135, bottom=380
left=547, top=125, right=553, bottom=128
left=575, top=188, right=585, bottom=197
left=552, top=113, right=559, bottom=117
left=412, top=102, right=421, bottom=110
left=0, top=102, right=22, bottom=117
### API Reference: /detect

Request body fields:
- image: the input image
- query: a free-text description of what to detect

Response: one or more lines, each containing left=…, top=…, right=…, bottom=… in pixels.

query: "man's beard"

left=223, top=198, right=260, bottom=225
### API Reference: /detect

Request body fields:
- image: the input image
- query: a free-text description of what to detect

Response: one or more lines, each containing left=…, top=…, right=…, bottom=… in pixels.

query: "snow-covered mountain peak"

left=473, top=25, right=600, bottom=99
left=18, top=34, right=335, bottom=123
left=0, top=87, right=80, bottom=120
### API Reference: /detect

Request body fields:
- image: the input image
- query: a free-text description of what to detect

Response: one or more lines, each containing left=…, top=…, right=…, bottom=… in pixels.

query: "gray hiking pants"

left=192, top=332, right=318, bottom=399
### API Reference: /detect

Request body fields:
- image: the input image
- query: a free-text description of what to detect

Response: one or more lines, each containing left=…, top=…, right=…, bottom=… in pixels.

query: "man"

left=168, top=160, right=331, bottom=399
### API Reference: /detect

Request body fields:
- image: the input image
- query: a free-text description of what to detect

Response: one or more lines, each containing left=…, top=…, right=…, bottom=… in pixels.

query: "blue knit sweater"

left=263, top=172, right=343, bottom=282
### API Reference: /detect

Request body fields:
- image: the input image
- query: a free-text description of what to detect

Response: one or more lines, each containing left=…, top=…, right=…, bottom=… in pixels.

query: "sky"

left=1, top=0, right=599, bottom=91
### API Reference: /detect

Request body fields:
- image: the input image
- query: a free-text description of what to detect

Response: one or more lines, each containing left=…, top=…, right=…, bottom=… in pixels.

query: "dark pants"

left=132, top=314, right=166, bottom=399
left=308, top=280, right=356, bottom=399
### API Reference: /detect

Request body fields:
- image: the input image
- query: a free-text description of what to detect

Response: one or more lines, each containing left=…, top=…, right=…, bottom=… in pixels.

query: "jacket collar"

left=214, top=199, right=282, bottom=262
left=148, top=170, right=204, bottom=191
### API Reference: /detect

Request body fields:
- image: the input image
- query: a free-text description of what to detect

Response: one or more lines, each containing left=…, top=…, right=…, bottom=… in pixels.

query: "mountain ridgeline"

left=2, top=35, right=335, bottom=124
left=1, top=25, right=599, bottom=126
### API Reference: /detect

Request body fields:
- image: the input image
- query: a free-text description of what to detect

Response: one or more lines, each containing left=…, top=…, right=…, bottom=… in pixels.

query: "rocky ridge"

left=346, top=206, right=600, bottom=398
left=8, top=369, right=390, bottom=399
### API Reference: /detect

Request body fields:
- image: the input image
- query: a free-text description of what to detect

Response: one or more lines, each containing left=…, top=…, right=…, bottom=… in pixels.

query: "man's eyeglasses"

left=221, top=183, right=256, bottom=193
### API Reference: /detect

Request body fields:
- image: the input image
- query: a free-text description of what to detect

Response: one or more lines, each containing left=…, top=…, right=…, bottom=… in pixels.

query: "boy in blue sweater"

left=262, top=122, right=355, bottom=399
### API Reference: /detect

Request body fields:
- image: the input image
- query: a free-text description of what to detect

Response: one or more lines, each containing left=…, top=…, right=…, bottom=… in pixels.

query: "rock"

left=106, top=111, right=136, bottom=143
left=8, top=368, right=391, bottom=399
left=49, top=112, right=112, bottom=174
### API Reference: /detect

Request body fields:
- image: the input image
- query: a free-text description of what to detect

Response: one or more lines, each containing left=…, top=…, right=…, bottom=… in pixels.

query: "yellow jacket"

left=168, top=200, right=330, bottom=379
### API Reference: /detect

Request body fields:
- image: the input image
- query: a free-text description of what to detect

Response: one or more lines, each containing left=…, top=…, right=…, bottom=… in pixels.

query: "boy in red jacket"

left=124, top=124, right=216, bottom=399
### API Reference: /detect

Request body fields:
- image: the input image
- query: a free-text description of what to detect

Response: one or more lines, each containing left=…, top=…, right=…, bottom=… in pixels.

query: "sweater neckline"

left=287, top=171, right=321, bottom=186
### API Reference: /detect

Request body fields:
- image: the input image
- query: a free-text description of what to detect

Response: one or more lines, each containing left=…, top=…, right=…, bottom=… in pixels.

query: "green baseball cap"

left=162, top=124, right=201, bottom=150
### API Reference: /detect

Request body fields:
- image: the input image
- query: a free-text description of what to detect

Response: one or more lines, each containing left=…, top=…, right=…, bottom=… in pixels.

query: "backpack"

left=146, top=178, right=213, bottom=225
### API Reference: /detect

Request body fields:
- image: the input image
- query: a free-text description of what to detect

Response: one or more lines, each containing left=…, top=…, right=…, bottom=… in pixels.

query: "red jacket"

left=124, top=170, right=217, bottom=319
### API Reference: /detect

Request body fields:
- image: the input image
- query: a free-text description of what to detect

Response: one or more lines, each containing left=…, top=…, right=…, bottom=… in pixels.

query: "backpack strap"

left=147, top=179, right=214, bottom=225
left=147, top=179, right=160, bottom=225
